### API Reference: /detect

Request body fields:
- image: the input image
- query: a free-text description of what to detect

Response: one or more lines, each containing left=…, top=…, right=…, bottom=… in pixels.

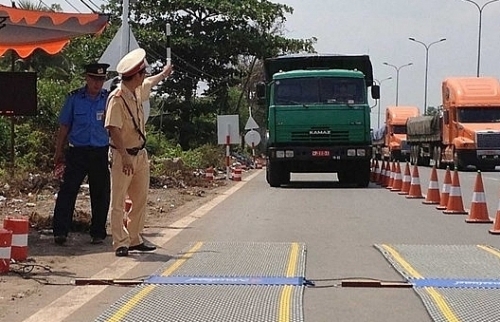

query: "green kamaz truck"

left=256, top=54, right=379, bottom=187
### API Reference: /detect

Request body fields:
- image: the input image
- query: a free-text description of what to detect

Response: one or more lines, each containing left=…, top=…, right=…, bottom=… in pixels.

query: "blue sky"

left=3, top=0, right=500, bottom=128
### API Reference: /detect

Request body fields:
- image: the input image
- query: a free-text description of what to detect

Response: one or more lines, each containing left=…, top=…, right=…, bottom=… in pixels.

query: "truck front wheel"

left=355, top=161, right=371, bottom=187
left=266, top=161, right=288, bottom=187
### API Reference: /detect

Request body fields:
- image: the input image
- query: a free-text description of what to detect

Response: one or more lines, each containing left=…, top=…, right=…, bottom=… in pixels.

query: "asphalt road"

left=13, top=166, right=500, bottom=322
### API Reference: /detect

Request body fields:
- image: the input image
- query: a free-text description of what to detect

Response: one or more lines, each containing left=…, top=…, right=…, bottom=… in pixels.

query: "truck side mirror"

left=371, top=85, right=380, bottom=99
left=256, top=82, right=266, bottom=100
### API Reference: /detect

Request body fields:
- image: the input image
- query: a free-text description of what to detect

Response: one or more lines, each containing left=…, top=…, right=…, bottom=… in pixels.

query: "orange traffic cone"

left=383, top=161, right=392, bottom=187
left=406, top=164, right=424, bottom=199
left=377, top=160, right=385, bottom=186
left=423, top=166, right=440, bottom=205
left=374, top=160, right=381, bottom=184
left=398, top=162, right=412, bottom=195
left=489, top=193, right=500, bottom=234
left=466, top=171, right=493, bottom=223
left=443, top=168, right=468, bottom=215
left=390, top=162, right=403, bottom=192
left=386, top=161, right=395, bottom=190
left=436, top=166, right=451, bottom=210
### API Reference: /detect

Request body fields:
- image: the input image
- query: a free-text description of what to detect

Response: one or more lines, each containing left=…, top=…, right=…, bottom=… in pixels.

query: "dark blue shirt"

left=59, top=86, right=109, bottom=147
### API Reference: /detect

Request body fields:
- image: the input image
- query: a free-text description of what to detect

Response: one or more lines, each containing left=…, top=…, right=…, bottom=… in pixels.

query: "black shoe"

left=128, top=243, right=156, bottom=252
left=90, top=237, right=104, bottom=245
left=54, top=235, right=67, bottom=245
left=115, top=246, right=129, bottom=257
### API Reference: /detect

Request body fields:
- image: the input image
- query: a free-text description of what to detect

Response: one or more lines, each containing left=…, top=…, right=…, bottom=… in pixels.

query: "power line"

left=64, top=0, right=81, bottom=12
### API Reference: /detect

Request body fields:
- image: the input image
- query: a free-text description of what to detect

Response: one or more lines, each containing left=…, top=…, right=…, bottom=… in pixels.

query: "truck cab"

left=383, top=106, right=419, bottom=161
left=259, top=54, right=379, bottom=187
left=442, top=77, right=500, bottom=170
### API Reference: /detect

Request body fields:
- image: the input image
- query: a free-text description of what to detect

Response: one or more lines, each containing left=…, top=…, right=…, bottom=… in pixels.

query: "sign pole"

left=226, top=124, right=231, bottom=180
left=251, top=142, right=255, bottom=167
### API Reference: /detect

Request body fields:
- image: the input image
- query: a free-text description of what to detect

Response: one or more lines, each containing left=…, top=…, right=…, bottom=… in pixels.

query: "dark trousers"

left=53, top=146, right=110, bottom=239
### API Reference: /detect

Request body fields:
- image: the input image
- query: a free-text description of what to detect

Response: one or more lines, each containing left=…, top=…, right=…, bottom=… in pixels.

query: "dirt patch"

left=0, top=165, right=244, bottom=319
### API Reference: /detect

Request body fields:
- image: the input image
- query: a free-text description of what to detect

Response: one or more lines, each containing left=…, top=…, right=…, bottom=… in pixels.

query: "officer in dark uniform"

left=52, top=63, right=111, bottom=245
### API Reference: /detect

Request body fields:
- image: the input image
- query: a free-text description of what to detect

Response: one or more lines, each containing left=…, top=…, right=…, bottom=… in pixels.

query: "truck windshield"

left=392, top=125, right=407, bottom=134
left=457, top=107, right=500, bottom=123
left=274, top=77, right=365, bottom=105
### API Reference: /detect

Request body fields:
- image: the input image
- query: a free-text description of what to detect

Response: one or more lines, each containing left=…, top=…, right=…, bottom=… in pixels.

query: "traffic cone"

left=488, top=193, right=500, bottom=234
left=374, top=160, right=381, bottom=184
left=436, top=166, right=451, bottom=210
left=390, top=162, right=403, bottom=192
left=465, top=171, right=493, bottom=223
left=443, top=168, right=468, bottom=215
left=423, top=166, right=440, bottom=205
left=406, top=164, right=424, bottom=199
left=382, top=161, right=391, bottom=187
left=370, top=159, right=376, bottom=183
left=386, top=161, right=395, bottom=190
left=398, top=162, right=411, bottom=195
left=378, top=160, right=386, bottom=186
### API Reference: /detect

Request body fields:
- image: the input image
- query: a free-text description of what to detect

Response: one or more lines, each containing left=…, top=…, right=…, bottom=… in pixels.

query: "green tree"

left=104, top=0, right=316, bottom=150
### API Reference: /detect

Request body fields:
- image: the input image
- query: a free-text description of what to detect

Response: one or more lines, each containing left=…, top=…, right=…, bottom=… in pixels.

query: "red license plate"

left=312, top=150, right=330, bottom=157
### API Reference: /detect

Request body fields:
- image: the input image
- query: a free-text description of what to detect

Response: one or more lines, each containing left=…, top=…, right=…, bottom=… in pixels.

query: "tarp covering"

left=264, top=54, right=374, bottom=86
left=0, top=5, right=109, bottom=58
left=406, top=115, right=441, bottom=142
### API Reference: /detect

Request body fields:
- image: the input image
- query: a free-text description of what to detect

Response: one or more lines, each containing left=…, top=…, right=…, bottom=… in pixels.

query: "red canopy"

left=0, top=5, right=109, bottom=58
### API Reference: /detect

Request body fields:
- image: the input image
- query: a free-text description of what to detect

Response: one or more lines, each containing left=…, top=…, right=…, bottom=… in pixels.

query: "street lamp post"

left=461, top=0, right=500, bottom=77
left=408, top=37, right=446, bottom=115
left=383, top=62, right=413, bottom=106
left=374, top=77, right=392, bottom=128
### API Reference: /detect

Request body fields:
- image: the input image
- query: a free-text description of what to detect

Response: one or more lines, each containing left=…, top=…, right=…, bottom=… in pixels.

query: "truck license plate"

left=312, top=150, right=330, bottom=157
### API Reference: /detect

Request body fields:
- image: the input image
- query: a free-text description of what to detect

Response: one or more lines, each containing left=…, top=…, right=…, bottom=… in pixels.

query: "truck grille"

left=291, top=130, right=349, bottom=142
left=476, top=132, right=500, bottom=149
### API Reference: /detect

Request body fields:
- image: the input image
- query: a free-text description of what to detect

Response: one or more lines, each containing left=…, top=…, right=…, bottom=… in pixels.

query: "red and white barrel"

left=205, top=167, right=214, bottom=181
left=3, top=216, right=29, bottom=262
left=0, top=229, right=12, bottom=274
left=232, top=167, right=242, bottom=181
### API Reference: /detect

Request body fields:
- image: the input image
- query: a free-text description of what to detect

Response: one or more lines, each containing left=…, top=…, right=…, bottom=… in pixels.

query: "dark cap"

left=84, top=63, right=110, bottom=77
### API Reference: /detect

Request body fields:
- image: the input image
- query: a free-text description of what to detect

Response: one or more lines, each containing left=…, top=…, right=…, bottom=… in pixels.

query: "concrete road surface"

left=13, top=167, right=500, bottom=322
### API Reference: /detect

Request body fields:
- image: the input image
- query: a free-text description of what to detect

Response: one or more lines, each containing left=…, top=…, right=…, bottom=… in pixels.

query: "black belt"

left=110, top=144, right=144, bottom=156
left=126, top=147, right=143, bottom=156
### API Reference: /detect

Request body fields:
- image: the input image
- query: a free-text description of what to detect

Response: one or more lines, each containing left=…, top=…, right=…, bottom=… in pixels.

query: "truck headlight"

left=285, top=150, right=294, bottom=158
left=276, top=150, right=285, bottom=158
left=347, top=149, right=356, bottom=156
left=357, top=149, right=366, bottom=156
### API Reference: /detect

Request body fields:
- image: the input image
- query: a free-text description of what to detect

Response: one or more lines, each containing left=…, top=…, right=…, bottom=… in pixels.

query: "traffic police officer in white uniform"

left=105, top=48, right=173, bottom=257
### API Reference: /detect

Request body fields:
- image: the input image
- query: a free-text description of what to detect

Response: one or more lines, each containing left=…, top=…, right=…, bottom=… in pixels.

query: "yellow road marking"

left=380, top=244, right=423, bottom=278
left=381, top=244, right=460, bottom=322
left=279, top=286, right=293, bottom=322
left=477, top=244, right=500, bottom=258
left=278, top=242, right=301, bottom=322
left=106, top=242, right=203, bottom=322
left=286, top=242, right=300, bottom=277
left=425, top=287, right=460, bottom=322
left=105, top=285, right=156, bottom=322
left=161, top=242, right=204, bottom=276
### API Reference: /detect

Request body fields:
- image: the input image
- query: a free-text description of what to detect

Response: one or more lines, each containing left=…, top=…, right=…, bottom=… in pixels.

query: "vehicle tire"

left=413, top=146, right=420, bottom=166
left=355, top=161, right=371, bottom=187
left=434, top=146, right=444, bottom=169
left=266, top=161, right=281, bottom=187
left=453, top=148, right=465, bottom=171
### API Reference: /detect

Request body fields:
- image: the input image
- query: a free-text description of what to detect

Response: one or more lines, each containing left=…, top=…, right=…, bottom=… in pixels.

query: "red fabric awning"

left=0, top=5, right=109, bottom=58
